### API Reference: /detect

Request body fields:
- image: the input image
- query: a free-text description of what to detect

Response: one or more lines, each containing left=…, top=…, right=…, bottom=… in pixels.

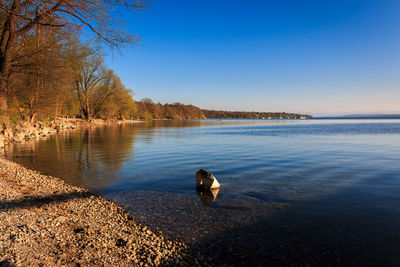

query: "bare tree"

left=75, top=54, right=126, bottom=120
left=9, top=25, right=86, bottom=121
left=0, top=0, right=146, bottom=111
left=75, top=54, right=105, bottom=119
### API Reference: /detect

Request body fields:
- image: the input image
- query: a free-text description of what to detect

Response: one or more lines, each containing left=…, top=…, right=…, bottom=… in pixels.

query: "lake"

left=5, top=119, right=400, bottom=266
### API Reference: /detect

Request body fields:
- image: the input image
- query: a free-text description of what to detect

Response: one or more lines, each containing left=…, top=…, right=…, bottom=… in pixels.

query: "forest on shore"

left=0, top=1, right=310, bottom=129
left=135, top=99, right=311, bottom=120
left=202, top=110, right=311, bottom=119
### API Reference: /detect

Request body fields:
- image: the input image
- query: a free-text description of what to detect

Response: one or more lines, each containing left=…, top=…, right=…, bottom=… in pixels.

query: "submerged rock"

left=196, top=187, right=220, bottom=205
left=195, top=169, right=220, bottom=190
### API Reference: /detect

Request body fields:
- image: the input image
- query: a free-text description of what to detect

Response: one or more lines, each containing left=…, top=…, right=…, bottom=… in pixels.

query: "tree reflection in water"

left=4, top=120, right=205, bottom=190
left=5, top=123, right=139, bottom=190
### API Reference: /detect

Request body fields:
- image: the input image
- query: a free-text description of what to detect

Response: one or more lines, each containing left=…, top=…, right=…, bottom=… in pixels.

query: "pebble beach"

left=0, top=158, right=206, bottom=266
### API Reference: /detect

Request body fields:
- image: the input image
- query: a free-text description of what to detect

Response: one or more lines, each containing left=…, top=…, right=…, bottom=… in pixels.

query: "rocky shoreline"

left=0, top=158, right=207, bottom=266
left=0, top=118, right=143, bottom=149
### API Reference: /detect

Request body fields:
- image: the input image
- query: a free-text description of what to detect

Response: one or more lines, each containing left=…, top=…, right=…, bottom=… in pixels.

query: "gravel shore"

left=0, top=158, right=204, bottom=266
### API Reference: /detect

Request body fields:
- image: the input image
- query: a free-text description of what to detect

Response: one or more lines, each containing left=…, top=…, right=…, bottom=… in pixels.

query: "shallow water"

left=5, top=119, right=400, bottom=266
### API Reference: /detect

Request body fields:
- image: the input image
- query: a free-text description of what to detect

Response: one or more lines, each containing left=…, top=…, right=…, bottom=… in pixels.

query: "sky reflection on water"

left=5, top=119, right=400, bottom=206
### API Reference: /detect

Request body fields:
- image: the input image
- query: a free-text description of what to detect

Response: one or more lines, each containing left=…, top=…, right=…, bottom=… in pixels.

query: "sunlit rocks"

left=195, top=169, right=220, bottom=190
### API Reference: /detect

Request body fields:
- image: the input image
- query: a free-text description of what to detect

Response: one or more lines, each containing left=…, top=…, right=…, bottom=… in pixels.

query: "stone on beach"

left=195, top=169, right=220, bottom=190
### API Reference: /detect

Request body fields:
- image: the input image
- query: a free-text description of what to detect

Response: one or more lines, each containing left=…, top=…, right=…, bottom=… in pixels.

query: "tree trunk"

left=0, top=8, right=17, bottom=112
left=0, top=80, right=7, bottom=111
left=55, top=95, right=59, bottom=119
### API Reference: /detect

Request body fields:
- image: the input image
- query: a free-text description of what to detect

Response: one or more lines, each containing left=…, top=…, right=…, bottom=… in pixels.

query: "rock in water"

left=196, top=187, right=220, bottom=205
left=195, top=169, right=220, bottom=189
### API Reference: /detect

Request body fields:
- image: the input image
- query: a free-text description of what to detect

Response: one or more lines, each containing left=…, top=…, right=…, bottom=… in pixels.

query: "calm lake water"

left=5, top=119, right=400, bottom=266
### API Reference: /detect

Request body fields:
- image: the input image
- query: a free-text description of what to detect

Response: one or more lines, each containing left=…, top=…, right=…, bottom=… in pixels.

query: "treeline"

left=134, top=99, right=311, bottom=120
left=135, top=99, right=205, bottom=120
left=0, top=1, right=145, bottom=123
left=203, top=110, right=312, bottom=119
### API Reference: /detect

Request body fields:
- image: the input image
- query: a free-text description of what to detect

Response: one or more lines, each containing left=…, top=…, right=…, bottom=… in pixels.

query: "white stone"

left=195, top=169, right=220, bottom=189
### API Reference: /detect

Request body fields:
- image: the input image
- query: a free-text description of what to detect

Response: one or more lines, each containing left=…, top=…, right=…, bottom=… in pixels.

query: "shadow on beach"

left=0, top=191, right=94, bottom=212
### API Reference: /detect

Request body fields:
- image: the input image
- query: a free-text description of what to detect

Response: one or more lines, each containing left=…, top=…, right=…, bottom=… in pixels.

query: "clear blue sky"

left=104, top=0, right=400, bottom=116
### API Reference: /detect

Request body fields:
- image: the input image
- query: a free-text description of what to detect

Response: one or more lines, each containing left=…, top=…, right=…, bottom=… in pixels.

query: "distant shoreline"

left=314, top=115, right=400, bottom=119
